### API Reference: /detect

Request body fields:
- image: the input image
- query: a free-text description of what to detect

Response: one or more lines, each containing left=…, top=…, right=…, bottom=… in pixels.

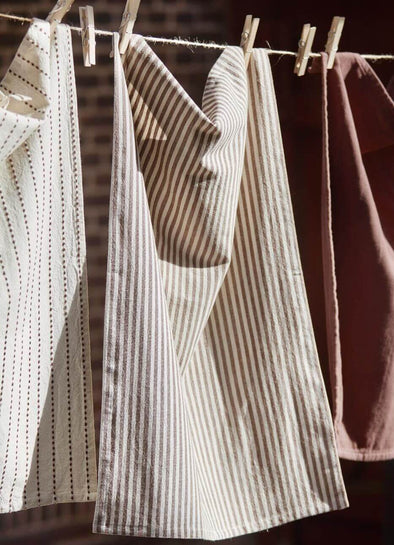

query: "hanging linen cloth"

left=311, top=53, right=394, bottom=460
left=93, top=33, right=348, bottom=540
left=0, top=19, right=97, bottom=512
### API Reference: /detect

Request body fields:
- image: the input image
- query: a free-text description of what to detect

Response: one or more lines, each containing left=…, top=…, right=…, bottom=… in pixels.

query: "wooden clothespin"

left=79, top=6, right=96, bottom=67
left=240, top=14, right=260, bottom=68
left=47, top=0, right=75, bottom=25
left=325, top=16, right=345, bottom=69
left=294, top=23, right=317, bottom=76
left=119, top=0, right=141, bottom=55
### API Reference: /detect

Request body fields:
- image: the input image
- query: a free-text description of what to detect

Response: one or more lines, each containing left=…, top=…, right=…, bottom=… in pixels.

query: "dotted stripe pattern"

left=0, top=19, right=97, bottom=513
left=54, top=27, right=74, bottom=502
left=65, top=28, right=96, bottom=499
left=6, top=156, right=34, bottom=510
left=22, top=139, right=44, bottom=507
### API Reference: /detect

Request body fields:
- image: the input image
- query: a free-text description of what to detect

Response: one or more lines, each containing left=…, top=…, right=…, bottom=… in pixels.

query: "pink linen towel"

left=312, top=53, right=394, bottom=461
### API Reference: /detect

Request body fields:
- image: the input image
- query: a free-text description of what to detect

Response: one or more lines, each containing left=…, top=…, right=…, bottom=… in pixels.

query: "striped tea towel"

left=0, top=19, right=97, bottom=512
left=93, top=33, right=348, bottom=540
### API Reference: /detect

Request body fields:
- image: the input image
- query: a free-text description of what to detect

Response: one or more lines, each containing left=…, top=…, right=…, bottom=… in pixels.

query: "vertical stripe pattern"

left=93, top=34, right=348, bottom=540
left=0, top=19, right=97, bottom=513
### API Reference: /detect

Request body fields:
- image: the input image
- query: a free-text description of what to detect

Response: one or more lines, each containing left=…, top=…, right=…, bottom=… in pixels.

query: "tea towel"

left=314, top=53, right=394, bottom=460
left=0, top=19, right=97, bottom=512
left=93, top=34, right=348, bottom=540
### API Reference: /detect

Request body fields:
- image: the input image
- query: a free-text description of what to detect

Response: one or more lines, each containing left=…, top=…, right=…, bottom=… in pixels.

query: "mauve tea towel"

left=312, top=53, right=394, bottom=461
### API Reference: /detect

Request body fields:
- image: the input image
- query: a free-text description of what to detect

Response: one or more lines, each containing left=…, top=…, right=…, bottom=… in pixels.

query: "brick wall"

left=0, top=1, right=393, bottom=544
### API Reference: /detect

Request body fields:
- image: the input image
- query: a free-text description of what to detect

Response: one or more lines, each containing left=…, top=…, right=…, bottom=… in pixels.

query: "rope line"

left=0, top=12, right=393, bottom=60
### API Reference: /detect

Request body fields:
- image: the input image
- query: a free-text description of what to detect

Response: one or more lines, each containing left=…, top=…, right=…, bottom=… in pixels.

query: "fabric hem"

left=338, top=447, right=394, bottom=461
left=0, top=487, right=98, bottom=514
left=92, top=498, right=349, bottom=541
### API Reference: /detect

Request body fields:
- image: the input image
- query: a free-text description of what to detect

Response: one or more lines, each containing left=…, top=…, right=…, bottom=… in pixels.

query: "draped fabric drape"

left=312, top=52, right=394, bottom=461
left=93, top=33, right=348, bottom=540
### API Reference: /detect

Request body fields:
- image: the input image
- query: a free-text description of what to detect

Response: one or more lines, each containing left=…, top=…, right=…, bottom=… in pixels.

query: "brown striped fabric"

left=0, top=19, right=97, bottom=512
left=93, top=33, right=348, bottom=540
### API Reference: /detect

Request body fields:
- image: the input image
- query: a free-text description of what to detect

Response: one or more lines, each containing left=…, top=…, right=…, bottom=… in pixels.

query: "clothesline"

left=0, top=11, right=393, bottom=60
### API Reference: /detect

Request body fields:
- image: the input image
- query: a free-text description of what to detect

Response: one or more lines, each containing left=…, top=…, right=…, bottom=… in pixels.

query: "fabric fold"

left=0, top=21, right=51, bottom=161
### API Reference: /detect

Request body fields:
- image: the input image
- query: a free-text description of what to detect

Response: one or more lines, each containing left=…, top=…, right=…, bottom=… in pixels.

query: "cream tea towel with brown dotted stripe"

left=0, top=19, right=97, bottom=512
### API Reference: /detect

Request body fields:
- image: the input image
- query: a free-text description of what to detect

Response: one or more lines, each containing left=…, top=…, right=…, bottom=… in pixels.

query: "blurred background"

left=0, top=0, right=393, bottom=543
